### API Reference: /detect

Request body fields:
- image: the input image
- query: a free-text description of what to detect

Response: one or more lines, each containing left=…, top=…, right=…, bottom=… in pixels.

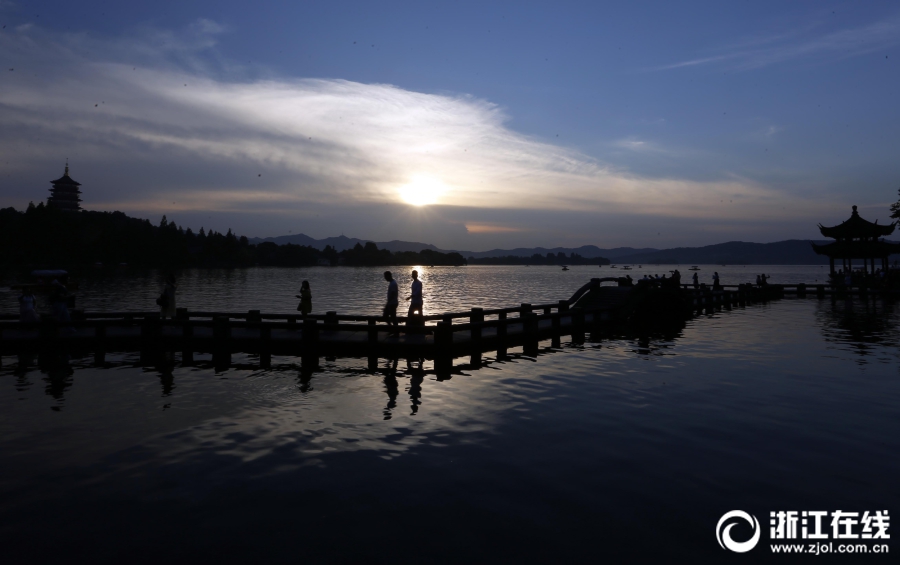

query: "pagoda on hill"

left=48, top=162, right=82, bottom=211
left=812, top=205, right=900, bottom=275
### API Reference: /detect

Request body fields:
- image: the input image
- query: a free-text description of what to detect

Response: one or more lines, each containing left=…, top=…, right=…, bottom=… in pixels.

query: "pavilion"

left=48, top=161, right=82, bottom=211
left=812, top=205, right=900, bottom=275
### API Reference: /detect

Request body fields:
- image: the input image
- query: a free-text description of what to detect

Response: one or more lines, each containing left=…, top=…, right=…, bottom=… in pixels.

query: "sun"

left=398, top=176, right=446, bottom=206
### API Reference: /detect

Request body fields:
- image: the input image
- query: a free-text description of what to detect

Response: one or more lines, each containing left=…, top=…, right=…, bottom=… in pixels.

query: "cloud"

left=0, top=20, right=835, bottom=247
left=465, top=223, right=523, bottom=234
left=652, top=14, right=900, bottom=72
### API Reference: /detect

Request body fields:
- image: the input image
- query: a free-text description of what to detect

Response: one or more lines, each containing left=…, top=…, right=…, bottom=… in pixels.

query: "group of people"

left=638, top=269, right=685, bottom=289
left=294, top=269, right=425, bottom=332
left=17, top=275, right=71, bottom=323
left=831, top=267, right=891, bottom=289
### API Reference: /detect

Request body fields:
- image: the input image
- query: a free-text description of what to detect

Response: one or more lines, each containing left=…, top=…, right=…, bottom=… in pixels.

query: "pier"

left=1, top=279, right=894, bottom=375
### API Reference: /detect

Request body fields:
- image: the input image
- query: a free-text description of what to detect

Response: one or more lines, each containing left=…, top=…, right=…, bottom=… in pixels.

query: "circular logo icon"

left=717, top=510, right=760, bottom=553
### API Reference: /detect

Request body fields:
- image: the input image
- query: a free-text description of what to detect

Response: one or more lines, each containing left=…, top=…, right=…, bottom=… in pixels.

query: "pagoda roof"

left=50, top=163, right=81, bottom=186
left=811, top=239, right=900, bottom=259
left=818, top=206, right=895, bottom=239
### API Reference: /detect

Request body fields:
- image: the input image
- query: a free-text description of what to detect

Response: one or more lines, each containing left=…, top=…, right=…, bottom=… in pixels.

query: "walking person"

left=158, top=274, right=177, bottom=319
left=383, top=271, right=399, bottom=334
left=406, top=270, right=424, bottom=324
left=712, top=271, right=721, bottom=290
left=296, top=280, right=312, bottom=317
left=692, top=272, right=699, bottom=289
left=18, top=288, right=39, bottom=323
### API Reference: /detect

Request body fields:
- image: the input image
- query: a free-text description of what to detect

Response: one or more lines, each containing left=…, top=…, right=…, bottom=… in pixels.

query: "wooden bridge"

left=0, top=279, right=891, bottom=375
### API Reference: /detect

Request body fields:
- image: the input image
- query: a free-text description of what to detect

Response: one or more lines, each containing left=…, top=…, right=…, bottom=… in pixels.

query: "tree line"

left=0, top=203, right=466, bottom=269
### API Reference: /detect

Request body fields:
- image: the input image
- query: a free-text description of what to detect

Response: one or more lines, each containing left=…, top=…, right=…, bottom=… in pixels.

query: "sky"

left=1, top=0, right=899, bottom=251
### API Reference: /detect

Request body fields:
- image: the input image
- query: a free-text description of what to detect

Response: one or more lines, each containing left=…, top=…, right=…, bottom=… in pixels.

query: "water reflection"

left=817, top=297, right=900, bottom=364
left=39, top=352, right=73, bottom=403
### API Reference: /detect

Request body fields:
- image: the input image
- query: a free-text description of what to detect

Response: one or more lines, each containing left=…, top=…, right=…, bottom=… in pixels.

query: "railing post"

left=367, top=318, right=378, bottom=370
left=524, top=313, right=539, bottom=357
left=797, top=283, right=806, bottom=297
left=325, top=311, right=337, bottom=327
left=435, top=321, right=453, bottom=376
left=816, top=284, right=825, bottom=298
left=572, top=309, right=585, bottom=345
left=497, top=312, right=508, bottom=358
left=213, top=316, right=231, bottom=369
left=520, top=303, right=532, bottom=316
left=302, top=318, right=319, bottom=370
left=551, top=313, right=561, bottom=348
left=140, top=314, right=160, bottom=366
left=470, top=308, right=484, bottom=367
left=259, top=325, right=271, bottom=369
left=558, top=300, right=569, bottom=313
left=182, top=321, right=194, bottom=365
left=176, top=307, right=188, bottom=321
left=703, top=287, right=714, bottom=314
left=248, top=309, right=261, bottom=323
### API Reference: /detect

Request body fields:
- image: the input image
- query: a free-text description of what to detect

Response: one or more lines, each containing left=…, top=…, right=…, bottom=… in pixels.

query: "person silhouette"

left=296, top=280, right=312, bottom=317
left=406, top=269, right=423, bottom=324
left=383, top=271, right=399, bottom=333
left=18, top=288, right=38, bottom=323
left=158, top=274, right=176, bottom=319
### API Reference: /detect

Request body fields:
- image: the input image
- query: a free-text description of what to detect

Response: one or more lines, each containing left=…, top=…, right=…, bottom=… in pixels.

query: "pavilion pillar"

left=829, top=257, right=834, bottom=275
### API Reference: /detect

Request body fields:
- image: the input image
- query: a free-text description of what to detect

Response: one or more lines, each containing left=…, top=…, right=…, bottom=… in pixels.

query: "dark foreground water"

left=0, top=267, right=897, bottom=563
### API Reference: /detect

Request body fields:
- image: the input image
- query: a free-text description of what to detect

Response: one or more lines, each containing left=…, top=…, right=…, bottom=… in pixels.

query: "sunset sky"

left=1, top=1, right=899, bottom=250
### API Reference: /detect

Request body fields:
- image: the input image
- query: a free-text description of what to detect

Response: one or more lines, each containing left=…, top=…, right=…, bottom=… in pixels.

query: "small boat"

left=561, top=266, right=569, bottom=271
left=622, top=266, right=632, bottom=270
left=610, top=265, right=618, bottom=269
left=689, top=266, right=700, bottom=271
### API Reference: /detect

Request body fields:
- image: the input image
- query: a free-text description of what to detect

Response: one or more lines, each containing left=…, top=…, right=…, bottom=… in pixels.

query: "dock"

left=1, top=279, right=894, bottom=375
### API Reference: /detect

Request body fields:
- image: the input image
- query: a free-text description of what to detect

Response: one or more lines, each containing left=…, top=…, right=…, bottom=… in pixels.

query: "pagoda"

left=812, top=205, right=900, bottom=275
left=48, top=161, right=82, bottom=211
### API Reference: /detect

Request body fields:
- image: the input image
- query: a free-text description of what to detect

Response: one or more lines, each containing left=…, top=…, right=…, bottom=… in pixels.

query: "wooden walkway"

left=0, top=279, right=892, bottom=375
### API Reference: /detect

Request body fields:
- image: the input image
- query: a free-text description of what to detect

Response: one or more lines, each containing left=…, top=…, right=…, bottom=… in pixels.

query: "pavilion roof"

left=811, top=239, right=900, bottom=259
left=818, top=206, right=895, bottom=239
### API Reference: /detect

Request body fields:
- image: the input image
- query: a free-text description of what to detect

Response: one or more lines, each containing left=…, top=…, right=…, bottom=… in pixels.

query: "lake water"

left=0, top=266, right=897, bottom=563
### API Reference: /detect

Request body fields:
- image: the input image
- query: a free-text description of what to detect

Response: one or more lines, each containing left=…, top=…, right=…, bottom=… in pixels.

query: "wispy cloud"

left=0, top=20, right=830, bottom=245
left=652, top=14, right=900, bottom=72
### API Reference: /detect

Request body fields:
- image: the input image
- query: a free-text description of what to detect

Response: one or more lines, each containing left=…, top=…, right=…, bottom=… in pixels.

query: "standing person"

left=383, top=271, right=399, bottom=333
left=296, top=280, right=312, bottom=317
left=406, top=270, right=423, bottom=323
left=712, top=271, right=720, bottom=290
left=18, top=287, right=39, bottom=323
left=50, top=276, right=70, bottom=323
left=158, top=274, right=177, bottom=319
left=692, top=272, right=699, bottom=289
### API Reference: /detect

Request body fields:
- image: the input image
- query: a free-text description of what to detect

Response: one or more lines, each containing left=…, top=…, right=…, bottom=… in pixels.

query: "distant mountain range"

left=251, top=233, right=900, bottom=265
left=249, top=234, right=445, bottom=253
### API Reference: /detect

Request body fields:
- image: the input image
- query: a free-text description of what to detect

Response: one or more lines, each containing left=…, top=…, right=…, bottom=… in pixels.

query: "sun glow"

left=398, top=176, right=446, bottom=206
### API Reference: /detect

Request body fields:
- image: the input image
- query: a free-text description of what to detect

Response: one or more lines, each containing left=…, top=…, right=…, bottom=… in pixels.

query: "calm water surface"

left=0, top=266, right=897, bottom=563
